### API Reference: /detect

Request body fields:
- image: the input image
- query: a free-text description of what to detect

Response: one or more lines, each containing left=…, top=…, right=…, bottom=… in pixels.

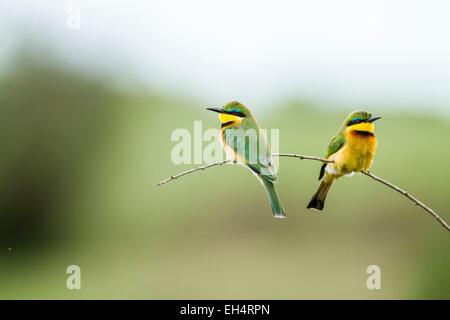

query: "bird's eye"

left=348, top=118, right=363, bottom=126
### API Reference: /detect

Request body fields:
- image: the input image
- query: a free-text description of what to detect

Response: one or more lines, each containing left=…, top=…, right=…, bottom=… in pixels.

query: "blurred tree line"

left=0, top=51, right=123, bottom=251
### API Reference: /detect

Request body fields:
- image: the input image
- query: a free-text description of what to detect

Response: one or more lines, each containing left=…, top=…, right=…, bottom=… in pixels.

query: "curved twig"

left=157, top=153, right=330, bottom=186
left=157, top=160, right=231, bottom=186
left=273, top=153, right=333, bottom=163
left=362, top=171, right=450, bottom=233
left=156, top=153, right=449, bottom=232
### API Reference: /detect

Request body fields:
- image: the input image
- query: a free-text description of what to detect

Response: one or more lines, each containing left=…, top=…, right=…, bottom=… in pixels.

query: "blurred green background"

left=0, top=51, right=449, bottom=299
left=1, top=1, right=450, bottom=299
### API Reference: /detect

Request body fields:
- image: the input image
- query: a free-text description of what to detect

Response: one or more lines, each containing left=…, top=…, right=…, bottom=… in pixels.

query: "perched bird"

left=207, top=101, right=286, bottom=218
left=307, top=110, right=381, bottom=211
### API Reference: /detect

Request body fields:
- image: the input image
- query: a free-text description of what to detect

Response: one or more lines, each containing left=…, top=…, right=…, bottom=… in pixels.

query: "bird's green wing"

left=326, top=133, right=345, bottom=157
left=249, top=135, right=277, bottom=183
left=318, top=133, right=345, bottom=180
left=223, top=127, right=277, bottom=182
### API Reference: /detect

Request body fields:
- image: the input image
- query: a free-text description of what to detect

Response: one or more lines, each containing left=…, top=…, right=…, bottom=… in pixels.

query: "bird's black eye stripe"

left=347, top=118, right=364, bottom=126
left=230, top=111, right=246, bottom=117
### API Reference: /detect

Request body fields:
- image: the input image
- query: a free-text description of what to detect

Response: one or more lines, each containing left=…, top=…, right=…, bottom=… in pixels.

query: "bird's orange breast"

left=343, top=130, right=377, bottom=172
left=328, top=129, right=377, bottom=176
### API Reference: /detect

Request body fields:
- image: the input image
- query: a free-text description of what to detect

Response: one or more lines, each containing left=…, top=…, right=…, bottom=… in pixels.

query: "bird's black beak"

left=206, top=107, right=246, bottom=118
left=206, top=107, right=225, bottom=114
left=366, top=116, right=382, bottom=123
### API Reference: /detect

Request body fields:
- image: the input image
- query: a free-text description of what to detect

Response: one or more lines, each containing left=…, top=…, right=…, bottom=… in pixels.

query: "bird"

left=207, top=101, right=286, bottom=218
left=307, top=110, right=381, bottom=211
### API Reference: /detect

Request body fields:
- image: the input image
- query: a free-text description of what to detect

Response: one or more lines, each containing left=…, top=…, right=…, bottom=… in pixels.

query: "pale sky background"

left=1, top=0, right=450, bottom=113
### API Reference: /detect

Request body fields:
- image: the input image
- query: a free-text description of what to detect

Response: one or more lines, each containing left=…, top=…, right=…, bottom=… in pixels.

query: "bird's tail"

left=261, top=179, right=286, bottom=218
left=307, top=179, right=333, bottom=211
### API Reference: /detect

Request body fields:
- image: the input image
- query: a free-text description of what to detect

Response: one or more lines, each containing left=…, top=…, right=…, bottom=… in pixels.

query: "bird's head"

left=342, top=110, right=381, bottom=135
left=207, top=101, right=251, bottom=128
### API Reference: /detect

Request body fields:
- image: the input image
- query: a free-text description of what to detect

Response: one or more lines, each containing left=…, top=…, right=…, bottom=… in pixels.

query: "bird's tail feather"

left=307, top=179, right=333, bottom=211
left=261, top=179, right=286, bottom=218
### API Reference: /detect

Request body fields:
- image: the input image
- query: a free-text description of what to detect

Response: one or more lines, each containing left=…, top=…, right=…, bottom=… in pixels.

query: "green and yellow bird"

left=307, top=110, right=381, bottom=210
left=207, top=101, right=286, bottom=218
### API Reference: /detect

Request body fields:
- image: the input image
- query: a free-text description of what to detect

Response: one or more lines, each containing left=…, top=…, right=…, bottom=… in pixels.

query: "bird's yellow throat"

left=219, top=113, right=242, bottom=127
left=346, top=122, right=375, bottom=134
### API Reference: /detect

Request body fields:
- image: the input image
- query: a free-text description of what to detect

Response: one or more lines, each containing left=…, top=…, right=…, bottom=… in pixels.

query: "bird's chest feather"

left=331, top=132, right=377, bottom=174
left=220, top=127, right=245, bottom=162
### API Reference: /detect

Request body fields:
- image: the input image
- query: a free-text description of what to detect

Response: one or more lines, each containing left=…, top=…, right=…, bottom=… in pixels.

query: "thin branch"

left=157, top=153, right=330, bottom=186
left=157, top=160, right=231, bottom=186
left=156, top=153, right=449, bottom=232
left=362, top=171, right=450, bottom=233
left=273, top=153, right=333, bottom=163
